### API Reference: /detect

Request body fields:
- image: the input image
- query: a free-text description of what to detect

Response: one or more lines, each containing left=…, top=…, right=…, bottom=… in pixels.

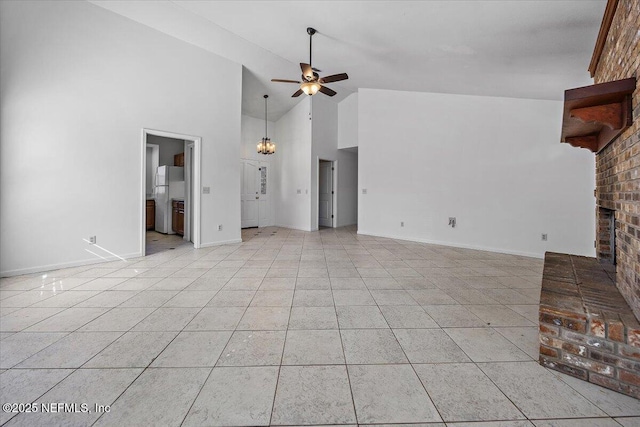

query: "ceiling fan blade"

left=312, top=67, right=322, bottom=73
left=318, top=85, right=337, bottom=97
left=300, top=63, right=313, bottom=80
left=319, top=73, right=349, bottom=84
left=271, top=79, right=301, bottom=84
left=292, top=89, right=304, bottom=97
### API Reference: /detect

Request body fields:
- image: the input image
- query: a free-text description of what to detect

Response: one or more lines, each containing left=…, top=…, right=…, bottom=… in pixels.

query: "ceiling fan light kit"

left=301, top=81, right=321, bottom=96
left=271, top=27, right=348, bottom=97
left=257, top=95, right=276, bottom=155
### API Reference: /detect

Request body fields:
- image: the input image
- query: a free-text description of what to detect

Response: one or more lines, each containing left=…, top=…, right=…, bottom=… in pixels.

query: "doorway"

left=318, top=159, right=335, bottom=228
left=141, top=129, right=201, bottom=256
left=241, top=159, right=271, bottom=228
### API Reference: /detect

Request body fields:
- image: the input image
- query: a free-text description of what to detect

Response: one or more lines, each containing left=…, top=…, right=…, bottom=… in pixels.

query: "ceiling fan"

left=271, top=27, right=348, bottom=97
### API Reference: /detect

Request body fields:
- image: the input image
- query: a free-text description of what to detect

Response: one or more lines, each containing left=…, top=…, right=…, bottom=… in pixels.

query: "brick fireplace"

left=593, top=0, right=640, bottom=318
left=539, top=0, right=640, bottom=398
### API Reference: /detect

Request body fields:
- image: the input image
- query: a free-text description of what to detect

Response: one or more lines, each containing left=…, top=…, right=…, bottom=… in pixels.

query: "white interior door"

left=319, top=161, right=333, bottom=227
left=241, top=160, right=259, bottom=228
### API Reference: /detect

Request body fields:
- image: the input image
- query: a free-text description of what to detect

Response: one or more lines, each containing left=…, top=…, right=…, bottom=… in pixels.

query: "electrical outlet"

left=89, top=236, right=96, bottom=244
left=542, top=233, right=548, bottom=241
left=202, top=186, right=210, bottom=194
left=218, top=225, right=222, bottom=231
left=362, top=188, right=367, bottom=194
left=401, top=221, right=404, bottom=227
left=448, top=217, right=456, bottom=228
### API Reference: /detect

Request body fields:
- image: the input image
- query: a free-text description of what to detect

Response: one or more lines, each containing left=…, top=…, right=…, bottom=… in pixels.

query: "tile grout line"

left=373, top=266, right=448, bottom=424
left=330, top=239, right=360, bottom=425
left=267, top=234, right=298, bottom=426
left=177, top=240, right=276, bottom=426
left=92, top=243, right=255, bottom=426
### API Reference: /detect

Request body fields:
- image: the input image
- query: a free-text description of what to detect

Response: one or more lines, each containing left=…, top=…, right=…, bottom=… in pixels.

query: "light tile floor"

left=1, top=226, right=640, bottom=426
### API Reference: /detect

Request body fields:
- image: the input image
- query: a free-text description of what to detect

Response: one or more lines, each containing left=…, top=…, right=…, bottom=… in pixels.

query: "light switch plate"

left=297, top=189, right=302, bottom=194
left=202, top=186, right=210, bottom=194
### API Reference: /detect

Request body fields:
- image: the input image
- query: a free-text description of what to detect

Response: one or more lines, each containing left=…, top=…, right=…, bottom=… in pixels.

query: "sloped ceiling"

left=91, top=0, right=606, bottom=121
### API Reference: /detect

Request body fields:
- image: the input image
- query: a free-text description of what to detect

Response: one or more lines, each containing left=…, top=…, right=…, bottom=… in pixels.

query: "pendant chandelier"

left=257, top=94, right=275, bottom=155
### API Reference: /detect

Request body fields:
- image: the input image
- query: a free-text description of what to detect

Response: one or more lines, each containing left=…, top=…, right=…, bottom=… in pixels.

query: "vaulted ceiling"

left=91, top=0, right=606, bottom=121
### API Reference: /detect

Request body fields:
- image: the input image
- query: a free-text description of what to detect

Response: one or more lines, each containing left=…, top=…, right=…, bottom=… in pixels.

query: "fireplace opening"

left=597, top=207, right=616, bottom=265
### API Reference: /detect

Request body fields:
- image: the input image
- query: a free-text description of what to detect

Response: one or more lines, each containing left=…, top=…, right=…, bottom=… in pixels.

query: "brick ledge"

left=539, top=252, right=640, bottom=398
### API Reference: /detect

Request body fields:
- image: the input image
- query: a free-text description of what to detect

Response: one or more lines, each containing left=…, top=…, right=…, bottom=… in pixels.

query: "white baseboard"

left=356, top=230, right=542, bottom=259
left=199, top=239, right=243, bottom=248
left=274, top=224, right=313, bottom=232
left=0, top=251, right=143, bottom=278
left=337, top=221, right=357, bottom=227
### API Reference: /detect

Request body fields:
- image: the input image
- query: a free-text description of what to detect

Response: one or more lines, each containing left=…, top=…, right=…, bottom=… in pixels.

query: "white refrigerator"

left=154, top=166, right=185, bottom=234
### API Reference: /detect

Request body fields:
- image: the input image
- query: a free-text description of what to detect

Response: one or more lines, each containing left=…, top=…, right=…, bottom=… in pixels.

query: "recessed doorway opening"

left=141, top=129, right=202, bottom=256
left=318, top=159, right=336, bottom=228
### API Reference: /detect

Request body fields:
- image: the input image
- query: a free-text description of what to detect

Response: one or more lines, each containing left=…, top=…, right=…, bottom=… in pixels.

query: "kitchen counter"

left=171, top=198, right=184, bottom=202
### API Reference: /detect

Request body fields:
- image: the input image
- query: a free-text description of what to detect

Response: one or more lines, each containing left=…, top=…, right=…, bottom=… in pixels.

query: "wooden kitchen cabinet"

left=172, top=200, right=184, bottom=235
left=146, top=200, right=155, bottom=230
left=174, top=152, right=184, bottom=167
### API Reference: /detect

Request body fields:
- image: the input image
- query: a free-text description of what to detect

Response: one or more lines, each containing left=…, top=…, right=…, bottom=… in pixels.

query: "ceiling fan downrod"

left=307, top=27, right=316, bottom=73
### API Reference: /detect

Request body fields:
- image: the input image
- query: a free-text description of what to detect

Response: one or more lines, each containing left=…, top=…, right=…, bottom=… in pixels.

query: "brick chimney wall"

left=594, top=0, right=640, bottom=321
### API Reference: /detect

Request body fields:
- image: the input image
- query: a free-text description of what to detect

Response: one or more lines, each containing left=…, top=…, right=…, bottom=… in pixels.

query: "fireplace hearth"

left=539, top=252, right=640, bottom=398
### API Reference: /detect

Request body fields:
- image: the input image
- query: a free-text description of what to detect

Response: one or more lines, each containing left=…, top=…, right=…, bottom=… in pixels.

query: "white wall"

left=338, top=93, right=358, bottom=149
left=0, top=0, right=242, bottom=275
left=274, top=98, right=312, bottom=231
left=269, top=96, right=358, bottom=231
left=311, top=96, right=359, bottom=230
left=241, top=114, right=277, bottom=226
left=311, top=96, right=338, bottom=231
left=358, top=88, right=596, bottom=258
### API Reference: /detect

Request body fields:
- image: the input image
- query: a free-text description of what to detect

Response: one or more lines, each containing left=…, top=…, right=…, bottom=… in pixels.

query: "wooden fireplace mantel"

left=560, top=77, right=636, bottom=153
